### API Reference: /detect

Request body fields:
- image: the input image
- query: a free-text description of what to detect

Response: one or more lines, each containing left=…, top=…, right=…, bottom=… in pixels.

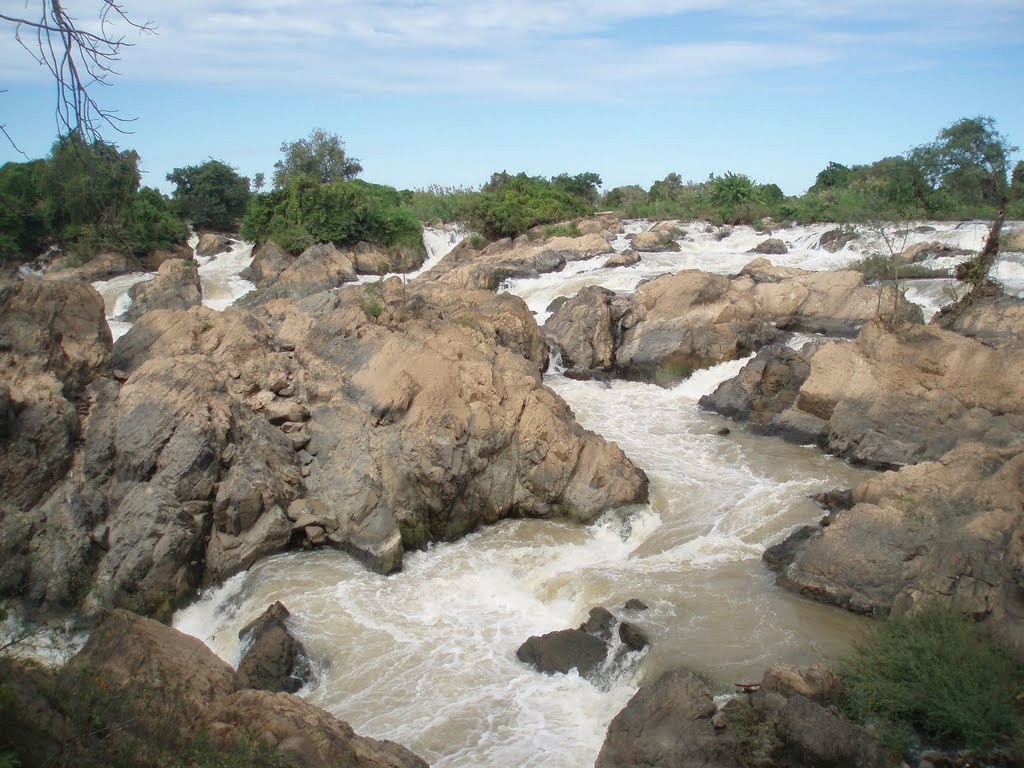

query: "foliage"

left=467, top=172, right=591, bottom=239
left=810, top=161, right=854, bottom=192
left=551, top=172, right=602, bottom=206
left=242, top=177, right=422, bottom=255
left=0, top=159, right=48, bottom=262
left=542, top=222, right=580, bottom=238
left=167, top=159, right=250, bottom=231
left=407, top=184, right=480, bottom=224
left=840, top=602, right=1024, bottom=755
left=273, top=128, right=362, bottom=189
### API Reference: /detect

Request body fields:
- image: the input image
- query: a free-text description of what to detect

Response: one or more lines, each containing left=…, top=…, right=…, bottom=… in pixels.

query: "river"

left=90, top=219, right=1019, bottom=767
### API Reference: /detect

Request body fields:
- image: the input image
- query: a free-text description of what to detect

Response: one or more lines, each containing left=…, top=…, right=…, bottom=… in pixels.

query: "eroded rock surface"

left=123, top=258, right=202, bottom=320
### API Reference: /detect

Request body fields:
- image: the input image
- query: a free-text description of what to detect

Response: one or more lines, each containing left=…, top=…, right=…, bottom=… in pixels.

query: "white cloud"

left=1, top=0, right=1021, bottom=98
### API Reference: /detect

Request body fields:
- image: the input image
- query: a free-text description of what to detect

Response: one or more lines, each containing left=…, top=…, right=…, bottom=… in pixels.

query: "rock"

left=595, top=669, right=744, bottom=768
left=773, top=695, right=890, bottom=768
left=762, top=525, right=817, bottom=572
left=1002, top=228, right=1024, bottom=251
left=142, top=242, right=194, bottom=271
left=237, top=601, right=309, bottom=693
left=516, top=628, right=610, bottom=678
left=603, top=249, right=641, bottom=269
left=818, top=227, right=858, bottom=252
left=422, top=232, right=613, bottom=290
left=543, top=285, right=620, bottom=375
left=206, top=690, right=428, bottom=768
left=42, top=250, right=136, bottom=282
left=630, top=229, right=681, bottom=252
left=932, top=294, right=1024, bottom=350
left=581, top=606, right=616, bottom=639
left=898, top=240, right=970, bottom=263
left=197, top=233, right=231, bottom=257
left=351, top=241, right=424, bottom=275
left=240, top=241, right=293, bottom=286
left=623, top=598, right=649, bottom=611
left=239, top=242, right=357, bottom=306
left=778, top=442, right=1024, bottom=651
left=618, top=621, right=650, bottom=651
left=760, top=662, right=841, bottom=705
left=751, top=237, right=788, bottom=255
left=123, top=258, right=202, bottom=320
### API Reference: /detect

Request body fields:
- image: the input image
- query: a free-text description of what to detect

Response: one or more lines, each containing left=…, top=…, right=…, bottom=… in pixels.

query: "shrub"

left=840, top=602, right=1024, bottom=755
left=466, top=172, right=591, bottom=240
left=541, top=222, right=579, bottom=238
left=167, top=159, right=251, bottom=231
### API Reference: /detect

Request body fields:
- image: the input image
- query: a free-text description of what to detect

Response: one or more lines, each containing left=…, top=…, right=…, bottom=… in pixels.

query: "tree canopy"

left=167, top=159, right=251, bottom=231
left=273, top=128, right=363, bottom=189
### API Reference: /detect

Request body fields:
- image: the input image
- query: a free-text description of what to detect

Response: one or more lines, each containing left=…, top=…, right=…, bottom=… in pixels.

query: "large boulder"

left=516, top=629, right=610, bottom=678
left=350, top=241, right=424, bottom=275
left=543, top=285, right=620, bottom=374
left=239, top=242, right=357, bottom=306
left=776, top=441, right=1024, bottom=652
left=123, top=258, right=203, bottom=321
left=750, top=237, right=788, bottom=255
left=41, top=250, right=136, bottom=282
left=237, top=601, right=309, bottom=693
left=142, top=242, right=194, bottom=271
left=196, top=233, right=231, bottom=257
left=595, top=669, right=744, bottom=768
left=240, top=241, right=293, bottom=286
left=630, top=229, right=681, bottom=253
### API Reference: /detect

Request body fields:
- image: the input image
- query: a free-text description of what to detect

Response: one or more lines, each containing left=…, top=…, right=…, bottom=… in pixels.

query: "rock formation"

left=123, top=258, right=203, bottom=320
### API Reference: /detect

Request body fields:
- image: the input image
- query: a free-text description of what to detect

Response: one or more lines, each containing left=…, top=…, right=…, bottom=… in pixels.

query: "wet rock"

left=581, top=606, right=616, bottom=639
left=516, top=628, right=609, bottom=678
left=623, top=598, right=649, bottom=611
left=750, top=237, right=788, bottom=255
left=603, top=249, right=641, bottom=269
left=763, top=525, right=817, bottom=573
left=543, top=285, right=620, bottom=376
left=595, top=669, right=744, bottom=768
left=237, top=601, right=309, bottom=694
left=618, top=621, right=650, bottom=651
left=197, top=233, right=231, bottom=257
left=630, top=229, right=681, bottom=252
left=142, top=242, right=194, bottom=270
left=818, top=227, right=858, bottom=252
left=124, top=258, right=202, bottom=321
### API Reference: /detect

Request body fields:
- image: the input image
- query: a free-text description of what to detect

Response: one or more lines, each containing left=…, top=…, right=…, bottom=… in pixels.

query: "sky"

left=1, top=0, right=1022, bottom=196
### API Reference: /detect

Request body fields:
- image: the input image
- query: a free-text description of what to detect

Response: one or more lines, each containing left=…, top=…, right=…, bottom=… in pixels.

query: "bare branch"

left=2, top=1, right=156, bottom=145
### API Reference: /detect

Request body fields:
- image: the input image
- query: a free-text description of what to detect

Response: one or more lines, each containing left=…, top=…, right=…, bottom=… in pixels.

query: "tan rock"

left=197, top=233, right=231, bottom=257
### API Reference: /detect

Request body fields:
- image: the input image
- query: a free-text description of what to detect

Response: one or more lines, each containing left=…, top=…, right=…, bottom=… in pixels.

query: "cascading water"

left=132, top=219, right=1020, bottom=767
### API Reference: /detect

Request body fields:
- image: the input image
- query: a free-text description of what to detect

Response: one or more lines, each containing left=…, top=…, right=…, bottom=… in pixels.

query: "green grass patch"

left=840, top=602, right=1024, bottom=756
left=541, top=222, right=579, bottom=238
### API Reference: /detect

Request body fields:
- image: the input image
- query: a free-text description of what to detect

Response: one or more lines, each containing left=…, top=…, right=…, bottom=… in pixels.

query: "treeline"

left=410, top=116, right=1023, bottom=234
left=1, top=116, right=1019, bottom=264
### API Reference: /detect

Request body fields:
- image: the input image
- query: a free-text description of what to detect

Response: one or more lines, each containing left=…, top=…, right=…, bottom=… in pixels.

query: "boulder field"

left=0, top=263, right=648, bottom=621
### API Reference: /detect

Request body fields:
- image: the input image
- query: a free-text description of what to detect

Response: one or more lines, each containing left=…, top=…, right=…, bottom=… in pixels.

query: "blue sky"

left=1, top=0, right=1022, bottom=196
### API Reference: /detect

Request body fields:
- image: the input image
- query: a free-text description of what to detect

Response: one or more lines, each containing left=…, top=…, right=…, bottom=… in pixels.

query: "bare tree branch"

left=2, top=1, right=155, bottom=145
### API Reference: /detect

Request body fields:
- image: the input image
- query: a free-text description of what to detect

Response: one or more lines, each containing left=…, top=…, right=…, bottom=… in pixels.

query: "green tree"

left=551, top=172, right=603, bottom=205
left=810, top=161, right=854, bottom=192
left=912, top=116, right=1017, bottom=294
left=0, top=159, right=48, bottom=261
left=467, top=172, right=591, bottom=239
left=273, top=128, right=362, bottom=189
left=167, top=159, right=250, bottom=231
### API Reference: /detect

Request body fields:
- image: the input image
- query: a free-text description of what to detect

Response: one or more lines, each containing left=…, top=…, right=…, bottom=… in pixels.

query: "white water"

left=81, top=219, right=1016, bottom=766
left=356, top=225, right=465, bottom=285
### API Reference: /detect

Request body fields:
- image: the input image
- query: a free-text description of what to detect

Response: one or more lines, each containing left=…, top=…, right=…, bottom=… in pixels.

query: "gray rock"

left=237, top=601, right=310, bottom=694
left=516, top=628, right=609, bottom=678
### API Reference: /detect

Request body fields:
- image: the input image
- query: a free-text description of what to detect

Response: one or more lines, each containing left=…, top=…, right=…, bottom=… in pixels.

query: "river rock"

left=237, top=601, right=309, bottom=693
left=817, top=227, right=858, bottom=252
left=603, top=249, right=641, bottom=269
left=239, top=242, right=357, bottom=306
left=545, top=261, right=919, bottom=385
left=630, top=229, right=681, bottom=252
left=516, top=629, right=610, bottom=678
left=142, top=242, right=194, bottom=271
left=750, top=237, right=788, bottom=255
left=772, top=695, right=890, bottom=768
left=422, top=231, right=614, bottom=290
left=760, top=661, right=841, bottom=705
left=0, top=608, right=428, bottom=768
left=240, top=240, right=293, bottom=286
left=41, top=250, right=136, bottom=282
left=595, top=669, right=744, bottom=768
left=703, top=313, right=1024, bottom=468
left=351, top=241, right=424, bottom=274
left=197, top=233, right=231, bottom=257
left=777, top=441, right=1024, bottom=651
left=123, top=258, right=202, bottom=321
left=932, top=294, right=1024, bottom=350
left=1003, top=227, right=1024, bottom=251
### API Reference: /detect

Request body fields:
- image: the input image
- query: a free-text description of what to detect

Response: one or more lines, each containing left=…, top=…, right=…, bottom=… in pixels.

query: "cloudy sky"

left=1, top=0, right=1022, bottom=194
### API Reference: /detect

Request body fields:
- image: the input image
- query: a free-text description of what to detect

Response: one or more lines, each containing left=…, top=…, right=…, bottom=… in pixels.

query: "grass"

left=839, top=602, right=1024, bottom=757
left=541, top=222, right=579, bottom=238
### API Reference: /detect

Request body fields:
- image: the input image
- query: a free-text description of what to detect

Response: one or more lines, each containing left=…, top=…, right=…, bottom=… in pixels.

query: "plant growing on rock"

left=840, top=602, right=1024, bottom=757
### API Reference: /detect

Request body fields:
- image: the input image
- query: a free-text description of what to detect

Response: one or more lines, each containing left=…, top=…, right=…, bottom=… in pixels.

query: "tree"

left=551, top=172, right=602, bottom=205
left=167, top=159, right=250, bottom=231
left=1, top=2, right=154, bottom=147
left=810, top=161, right=854, bottom=192
left=272, top=128, right=362, bottom=189
left=912, top=116, right=1017, bottom=296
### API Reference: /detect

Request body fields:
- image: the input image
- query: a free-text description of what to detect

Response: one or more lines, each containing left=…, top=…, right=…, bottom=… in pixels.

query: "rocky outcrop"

left=630, top=229, right=681, bottom=252
left=2, top=272, right=647, bottom=620
left=545, top=260, right=918, bottom=385
left=237, top=601, right=309, bottom=693
left=933, top=294, right=1024, bottom=350
left=42, top=250, right=137, bottom=282
left=123, top=258, right=202, bottom=321
left=817, top=227, right=858, bottom=252
left=701, top=315, right=1024, bottom=468
left=240, top=241, right=293, bottom=286
left=422, top=232, right=615, bottom=290
left=239, top=242, right=357, bottom=306
left=775, top=441, right=1024, bottom=652
left=897, top=240, right=970, bottom=263
left=350, top=241, right=424, bottom=275
left=142, top=243, right=194, bottom=271
left=0, top=609, right=428, bottom=768
left=595, top=669, right=745, bottom=768
left=596, top=664, right=889, bottom=768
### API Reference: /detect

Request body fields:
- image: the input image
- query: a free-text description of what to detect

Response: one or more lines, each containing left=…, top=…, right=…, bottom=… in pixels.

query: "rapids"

left=159, top=220, right=1020, bottom=767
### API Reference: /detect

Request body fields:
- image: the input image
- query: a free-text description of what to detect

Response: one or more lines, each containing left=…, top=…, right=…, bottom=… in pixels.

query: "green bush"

left=408, top=185, right=480, bottom=224
left=167, top=159, right=251, bottom=231
left=840, top=602, right=1024, bottom=755
left=466, top=172, right=591, bottom=239
left=242, top=177, right=423, bottom=255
